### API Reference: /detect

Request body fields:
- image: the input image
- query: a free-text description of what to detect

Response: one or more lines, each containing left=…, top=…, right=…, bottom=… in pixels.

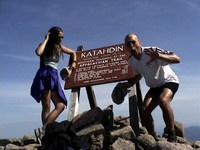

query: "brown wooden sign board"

left=64, top=43, right=135, bottom=89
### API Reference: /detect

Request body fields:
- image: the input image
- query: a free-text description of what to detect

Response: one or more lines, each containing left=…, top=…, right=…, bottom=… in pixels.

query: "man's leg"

left=158, top=88, right=176, bottom=142
left=142, top=94, right=158, bottom=136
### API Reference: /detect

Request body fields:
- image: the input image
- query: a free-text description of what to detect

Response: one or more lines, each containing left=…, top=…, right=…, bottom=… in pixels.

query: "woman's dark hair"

left=43, top=26, right=64, bottom=58
left=48, top=26, right=63, bottom=44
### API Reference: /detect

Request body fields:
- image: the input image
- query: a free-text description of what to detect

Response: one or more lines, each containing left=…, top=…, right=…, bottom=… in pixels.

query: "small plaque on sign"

left=64, top=43, right=135, bottom=89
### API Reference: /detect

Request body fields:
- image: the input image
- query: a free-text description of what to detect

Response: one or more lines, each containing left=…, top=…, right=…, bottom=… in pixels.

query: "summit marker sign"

left=64, top=43, right=135, bottom=89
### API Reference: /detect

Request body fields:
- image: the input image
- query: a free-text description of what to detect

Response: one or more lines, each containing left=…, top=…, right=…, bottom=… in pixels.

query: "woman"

left=31, top=27, right=77, bottom=142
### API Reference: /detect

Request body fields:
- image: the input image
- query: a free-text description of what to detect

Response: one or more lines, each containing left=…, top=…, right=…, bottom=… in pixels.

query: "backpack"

left=41, top=120, right=76, bottom=150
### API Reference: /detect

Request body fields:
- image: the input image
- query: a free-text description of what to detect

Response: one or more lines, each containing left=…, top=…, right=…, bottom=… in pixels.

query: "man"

left=121, top=33, right=180, bottom=142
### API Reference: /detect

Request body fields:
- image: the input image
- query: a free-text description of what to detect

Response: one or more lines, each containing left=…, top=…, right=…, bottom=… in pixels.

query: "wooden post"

left=86, top=86, right=97, bottom=108
left=68, top=88, right=80, bottom=121
left=67, top=46, right=83, bottom=121
left=129, top=84, right=140, bottom=136
left=136, top=82, right=144, bottom=126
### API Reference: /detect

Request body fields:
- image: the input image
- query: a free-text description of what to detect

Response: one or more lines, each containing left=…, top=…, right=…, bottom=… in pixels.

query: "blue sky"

left=0, top=0, right=200, bottom=138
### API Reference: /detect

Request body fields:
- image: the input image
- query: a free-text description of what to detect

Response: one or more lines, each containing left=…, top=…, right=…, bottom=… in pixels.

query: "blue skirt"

left=30, top=66, right=67, bottom=105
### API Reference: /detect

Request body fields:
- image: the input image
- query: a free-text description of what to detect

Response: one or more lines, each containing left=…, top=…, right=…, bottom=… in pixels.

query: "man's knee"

left=142, top=102, right=156, bottom=114
left=158, top=97, right=171, bottom=110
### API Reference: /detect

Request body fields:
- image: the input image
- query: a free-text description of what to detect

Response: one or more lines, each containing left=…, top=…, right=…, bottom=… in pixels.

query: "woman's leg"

left=43, top=91, right=65, bottom=127
left=41, top=90, right=51, bottom=126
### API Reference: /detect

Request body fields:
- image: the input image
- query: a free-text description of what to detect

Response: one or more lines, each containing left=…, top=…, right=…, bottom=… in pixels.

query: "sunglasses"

left=126, top=40, right=136, bottom=46
left=58, top=36, right=64, bottom=39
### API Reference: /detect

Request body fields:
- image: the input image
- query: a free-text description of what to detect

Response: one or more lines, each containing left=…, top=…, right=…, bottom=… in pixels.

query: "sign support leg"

left=129, top=84, right=140, bottom=136
left=67, top=88, right=80, bottom=121
left=86, top=86, right=97, bottom=108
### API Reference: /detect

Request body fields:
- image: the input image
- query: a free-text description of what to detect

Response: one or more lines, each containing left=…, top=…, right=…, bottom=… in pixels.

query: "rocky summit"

left=1, top=106, right=200, bottom=150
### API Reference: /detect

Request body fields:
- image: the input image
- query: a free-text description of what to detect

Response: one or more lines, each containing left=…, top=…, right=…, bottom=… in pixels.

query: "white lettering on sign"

left=80, top=45, right=124, bottom=58
left=65, top=43, right=135, bottom=89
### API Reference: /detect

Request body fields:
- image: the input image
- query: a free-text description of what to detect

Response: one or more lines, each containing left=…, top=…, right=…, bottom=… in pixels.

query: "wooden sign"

left=64, top=43, right=135, bottom=89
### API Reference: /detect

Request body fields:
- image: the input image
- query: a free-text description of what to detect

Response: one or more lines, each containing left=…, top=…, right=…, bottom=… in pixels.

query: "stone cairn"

left=1, top=106, right=200, bottom=150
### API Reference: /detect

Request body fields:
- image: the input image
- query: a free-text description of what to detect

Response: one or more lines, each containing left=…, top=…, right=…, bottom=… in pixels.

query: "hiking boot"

left=167, top=131, right=177, bottom=143
left=34, top=128, right=45, bottom=145
left=167, top=134, right=177, bottom=143
left=151, top=132, right=159, bottom=141
left=168, top=135, right=177, bottom=143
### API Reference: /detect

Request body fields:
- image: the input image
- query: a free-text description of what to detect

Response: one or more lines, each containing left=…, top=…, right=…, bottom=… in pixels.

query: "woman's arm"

left=35, top=33, right=50, bottom=56
left=61, top=45, right=77, bottom=69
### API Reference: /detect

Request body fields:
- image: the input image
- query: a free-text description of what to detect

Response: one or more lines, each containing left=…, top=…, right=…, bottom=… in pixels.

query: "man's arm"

left=158, top=52, right=180, bottom=64
left=120, top=74, right=142, bottom=88
left=144, top=47, right=180, bottom=65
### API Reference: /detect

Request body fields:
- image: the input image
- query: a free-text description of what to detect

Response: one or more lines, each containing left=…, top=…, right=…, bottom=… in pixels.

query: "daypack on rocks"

left=41, top=120, right=76, bottom=150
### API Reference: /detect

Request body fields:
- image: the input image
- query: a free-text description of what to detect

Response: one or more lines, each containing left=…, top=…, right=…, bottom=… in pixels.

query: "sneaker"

left=34, top=128, right=45, bottom=145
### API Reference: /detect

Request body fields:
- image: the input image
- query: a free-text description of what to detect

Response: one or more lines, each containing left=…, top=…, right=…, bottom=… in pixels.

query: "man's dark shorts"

left=146, top=82, right=179, bottom=98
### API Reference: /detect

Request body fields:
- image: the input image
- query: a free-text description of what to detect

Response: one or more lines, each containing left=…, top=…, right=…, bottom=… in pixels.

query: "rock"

left=193, top=141, right=200, bottom=149
left=72, top=106, right=103, bottom=131
left=74, top=122, right=105, bottom=149
left=23, top=144, right=41, bottom=150
left=5, top=143, right=20, bottom=150
left=153, top=141, right=194, bottom=150
left=163, top=121, right=185, bottom=138
left=114, top=115, right=130, bottom=126
left=109, top=137, right=135, bottom=150
left=109, top=125, right=135, bottom=143
left=1, top=106, right=200, bottom=150
left=0, top=138, right=21, bottom=147
left=5, top=143, right=40, bottom=150
left=136, top=134, right=156, bottom=149
left=21, top=135, right=37, bottom=145
left=0, top=146, right=4, bottom=150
